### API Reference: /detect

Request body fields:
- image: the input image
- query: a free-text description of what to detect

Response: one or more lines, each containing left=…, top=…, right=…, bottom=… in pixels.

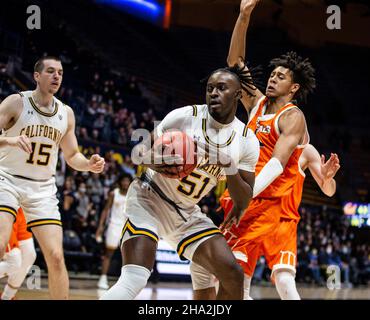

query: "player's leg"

left=98, top=223, right=121, bottom=289
left=0, top=214, right=15, bottom=260
left=100, top=180, right=161, bottom=300
left=98, top=247, right=115, bottom=289
left=100, top=235, right=157, bottom=300
left=274, top=269, right=300, bottom=300
left=0, top=189, right=19, bottom=259
left=0, top=247, right=22, bottom=279
left=1, top=238, right=36, bottom=300
left=190, top=262, right=217, bottom=299
left=266, top=219, right=300, bottom=300
left=191, top=234, right=244, bottom=299
left=31, top=225, right=68, bottom=299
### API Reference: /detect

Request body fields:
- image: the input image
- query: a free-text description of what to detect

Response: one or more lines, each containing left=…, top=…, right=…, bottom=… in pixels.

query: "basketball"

left=153, top=130, right=197, bottom=179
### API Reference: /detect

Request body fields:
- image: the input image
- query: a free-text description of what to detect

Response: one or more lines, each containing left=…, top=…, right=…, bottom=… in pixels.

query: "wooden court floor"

left=1, top=277, right=369, bottom=300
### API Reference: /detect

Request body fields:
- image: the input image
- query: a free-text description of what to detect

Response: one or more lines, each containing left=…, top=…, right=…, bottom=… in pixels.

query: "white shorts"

left=120, top=179, right=221, bottom=261
left=105, top=222, right=123, bottom=249
left=190, top=261, right=217, bottom=290
left=0, top=169, right=61, bottom=230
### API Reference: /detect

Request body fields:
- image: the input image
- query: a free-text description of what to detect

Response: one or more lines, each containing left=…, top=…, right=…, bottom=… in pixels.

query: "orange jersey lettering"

left=248, top=96, right=306, bottom=198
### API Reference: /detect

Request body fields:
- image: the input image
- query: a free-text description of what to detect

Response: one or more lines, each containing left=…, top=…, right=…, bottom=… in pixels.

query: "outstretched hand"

left=220, top=205, right=244, bottom=232
left=321, top=153, right=340, bottom=181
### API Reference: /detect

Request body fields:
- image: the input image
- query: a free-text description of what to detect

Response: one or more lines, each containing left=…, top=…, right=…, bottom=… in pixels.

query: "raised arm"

left=301, top=144, right=340, bottom=197
left=60, top=106, right=105, bottom=173
left=227, top=0, right=263, bottom=111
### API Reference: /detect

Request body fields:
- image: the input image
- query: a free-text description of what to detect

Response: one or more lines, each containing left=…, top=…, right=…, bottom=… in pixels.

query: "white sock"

left=274, top=270, right=300, bottom=300
left=243, top=275, right=253, bottom=300
left=100, top=274, right=107, bottom=281
left=1, top=284, right=18, bottom=300
left=7, top=239, right=36, bottom=288
left=100, top=264, right=151, bottom=300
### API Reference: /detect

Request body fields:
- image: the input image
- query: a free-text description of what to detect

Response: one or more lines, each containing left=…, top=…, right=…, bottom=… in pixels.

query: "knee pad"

left=274, top=270, right=300, bottom=300
left=4, top=248, right=22, bottom=271
left=100, top=264, right=151, bottom=300
left=19, top=238, right=37, bottom=269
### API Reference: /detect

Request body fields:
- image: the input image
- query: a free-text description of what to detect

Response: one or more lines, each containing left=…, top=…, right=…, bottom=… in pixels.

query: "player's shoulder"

left=233, top=117, right=251, bottom=138
left=281, top=105, right=305, bottom=120
left=166, top=105, right=200, bottom=118
left=54, top=96, right=71, bottom=112
left=0, top=93, right=23, bottom=108
left=180, top=104, right=206, bottom=117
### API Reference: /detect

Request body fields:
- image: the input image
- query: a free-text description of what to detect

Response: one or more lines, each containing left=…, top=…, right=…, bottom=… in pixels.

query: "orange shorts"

left=6, top=208, right=32, bottom=252
left=223, top=198, right=281, bottom=277
left=261, top=218, right=299, bottom=278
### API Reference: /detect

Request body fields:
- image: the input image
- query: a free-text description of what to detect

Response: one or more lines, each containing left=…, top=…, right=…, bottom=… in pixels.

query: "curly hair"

left=269, top=51, right=316, bottom=103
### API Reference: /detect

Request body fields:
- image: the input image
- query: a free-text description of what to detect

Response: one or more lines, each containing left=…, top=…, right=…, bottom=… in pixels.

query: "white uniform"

left=121, top=105, right=260, bottom=261
left=105, top=188, right=127, bottom=249
left=0, top=91, right=68, bottom=228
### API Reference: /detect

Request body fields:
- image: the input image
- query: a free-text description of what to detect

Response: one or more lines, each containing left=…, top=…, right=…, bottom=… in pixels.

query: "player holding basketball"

left=96, top=173, right=133, bottom=290
left=0, top=208, right=36, bottom=300
left=0, top=56, right=105, bottom=299
left=191, top=0, right=316, bottom=300
left=100, top=65, right=260, bottom=300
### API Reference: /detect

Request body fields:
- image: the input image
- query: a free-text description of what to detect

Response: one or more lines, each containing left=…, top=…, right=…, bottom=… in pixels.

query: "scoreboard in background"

left=95, top=0, right=172, bottom=28
left=343, top=202, right=370, bottom=228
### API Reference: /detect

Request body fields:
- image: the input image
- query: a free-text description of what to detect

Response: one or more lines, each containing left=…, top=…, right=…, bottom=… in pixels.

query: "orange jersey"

left=280, top=170, right=305, bottom=221
left=6, top=208, right=32, bottom=252
left=248, top=96, right=306, bottom=199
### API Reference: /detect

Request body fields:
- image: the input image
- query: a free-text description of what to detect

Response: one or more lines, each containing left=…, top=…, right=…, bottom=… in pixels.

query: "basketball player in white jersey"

left=100, top=66, right=260, bottom=300
left=0, top=56, right=105, bottom=299
left=96, top=173, right=133, bottom=289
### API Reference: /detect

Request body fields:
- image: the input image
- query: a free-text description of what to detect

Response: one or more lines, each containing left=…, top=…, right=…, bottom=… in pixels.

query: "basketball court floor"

left=2, top=275, right=369, bottom=300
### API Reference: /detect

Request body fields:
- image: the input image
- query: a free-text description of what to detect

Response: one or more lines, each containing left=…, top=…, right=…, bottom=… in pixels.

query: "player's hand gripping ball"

left=153, top=130, right=197, bottom=179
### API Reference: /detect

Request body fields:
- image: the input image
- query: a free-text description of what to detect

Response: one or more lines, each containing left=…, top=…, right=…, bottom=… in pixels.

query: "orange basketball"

left=153, top=130, right=197, bottom=179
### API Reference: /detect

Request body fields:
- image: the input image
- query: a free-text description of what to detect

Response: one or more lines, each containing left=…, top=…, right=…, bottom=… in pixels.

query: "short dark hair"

left=34, top=56, right=61, bottom=73
left=118, top=173, right=133, bottom=184
left=269, top=51, right=316, bottom=103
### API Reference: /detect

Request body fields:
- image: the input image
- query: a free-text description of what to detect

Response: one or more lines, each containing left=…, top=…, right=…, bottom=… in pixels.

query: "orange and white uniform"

left=6, top=208, right=33, bottom=253
left=221, top=95, right=307, bottom=277
left=262, top=169, right=305, bottom=277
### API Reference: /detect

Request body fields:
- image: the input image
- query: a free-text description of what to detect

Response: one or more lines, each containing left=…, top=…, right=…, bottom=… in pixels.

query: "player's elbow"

left=226, top=57, right=233, bottom=67
left=323, top=189, right=335, bottom=197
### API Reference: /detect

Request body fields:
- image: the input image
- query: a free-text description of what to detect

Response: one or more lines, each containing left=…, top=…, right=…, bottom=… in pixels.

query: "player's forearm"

left=227, top=13, right=251, bottom=67
left=0, top=137, right=11, bottom=148
left=65, top=152, right=90, bottom=171
left=253, top=157, right=283, bottom=197
left=320, top=179, right=336, bottom=197
left=226, top=174, right=253, bottom=211
left=98, top=209, right=109, bottom=228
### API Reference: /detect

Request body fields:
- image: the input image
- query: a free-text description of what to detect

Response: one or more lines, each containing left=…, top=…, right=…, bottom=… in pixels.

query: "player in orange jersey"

left=261, top=145, right=340, bottom=299
left=191, top=145, right=340, bottom=300
left=0, top=208, right=36, bottom=300
left=191, top=0, right=316, bottom=300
